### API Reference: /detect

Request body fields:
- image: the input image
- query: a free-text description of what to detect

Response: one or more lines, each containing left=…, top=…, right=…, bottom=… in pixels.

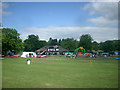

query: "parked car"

left=101, top=53, right=109, bottom=57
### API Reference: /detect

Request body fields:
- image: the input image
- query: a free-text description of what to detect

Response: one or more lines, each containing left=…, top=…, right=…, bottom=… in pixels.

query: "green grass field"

left=2, top=56, right=118, bottom=88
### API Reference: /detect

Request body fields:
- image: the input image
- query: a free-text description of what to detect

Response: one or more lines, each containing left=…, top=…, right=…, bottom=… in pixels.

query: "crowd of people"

left=65, top=52, right=116, bottom=59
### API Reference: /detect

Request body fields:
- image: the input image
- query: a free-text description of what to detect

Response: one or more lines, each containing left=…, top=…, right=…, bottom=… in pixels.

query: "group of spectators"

left=85, top=52, right=114, bottom=58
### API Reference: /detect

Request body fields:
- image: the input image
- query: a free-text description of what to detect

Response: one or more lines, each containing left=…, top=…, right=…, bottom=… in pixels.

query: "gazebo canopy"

left=36, top=45, right=68, bottom=52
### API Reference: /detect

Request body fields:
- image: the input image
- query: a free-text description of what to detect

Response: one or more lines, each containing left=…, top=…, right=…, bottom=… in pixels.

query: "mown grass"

left=0, top=60, right=2, bottom=89
left=2, top=56, right=118, bottom=88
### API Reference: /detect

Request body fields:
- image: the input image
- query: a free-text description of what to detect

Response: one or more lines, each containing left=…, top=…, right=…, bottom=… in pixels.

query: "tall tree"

left=47, top=37, right=52, bottom=45
left=2, top=28, right=24, bottom=55
left=79, top=34, right=93, bottom=52
left=92, top=41, right=99, bottom=51
left=99, top=40, right=116, bottom=52
left=24, top=34, right=40, bottom=52
left=39, top=40, right=47, bottom=48
left=48, top=38, right=59, bottom=45
left=50, top=39, right=58, bottom=45
left=117, top=40, right=120, bottom=51
left=113, top=40, right=120, bottom=51
left=61, top=38, right=78, bottom=51
left=58, top=39, right=62, bottom=45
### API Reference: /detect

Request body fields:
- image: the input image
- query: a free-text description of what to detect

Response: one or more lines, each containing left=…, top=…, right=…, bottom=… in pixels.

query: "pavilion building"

left=36, top=45, right=68, bottom=55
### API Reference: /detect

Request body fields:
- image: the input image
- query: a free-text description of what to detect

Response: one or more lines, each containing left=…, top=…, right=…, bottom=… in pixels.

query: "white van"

left=21, top=52, right=37, bottom=58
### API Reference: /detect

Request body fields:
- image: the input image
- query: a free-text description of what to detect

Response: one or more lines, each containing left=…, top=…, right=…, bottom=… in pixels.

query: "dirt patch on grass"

left=44, top=83, right=52, bottom=87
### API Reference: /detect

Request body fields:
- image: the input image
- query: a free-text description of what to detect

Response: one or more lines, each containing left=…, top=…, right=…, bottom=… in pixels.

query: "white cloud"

left=88, top=16, right=118, bottom=27
left=20, top=26, right=118, bottom=42
left=84, top=2, right=118, bottom=19
left=83, top=2, right=118, bottom=27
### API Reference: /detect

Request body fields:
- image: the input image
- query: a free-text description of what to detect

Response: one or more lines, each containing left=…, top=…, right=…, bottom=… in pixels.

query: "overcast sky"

left=2, top=2, right=118, bottom=42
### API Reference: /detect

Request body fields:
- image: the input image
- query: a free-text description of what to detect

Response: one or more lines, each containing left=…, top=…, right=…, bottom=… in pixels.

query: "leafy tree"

left=58, top=39, right=62, bottom=45
left=51, top=39, right=58, bottom=45
left=47, top=37, right=52, bottom=45
left=2, top=28, right=24, bottom=55
left=62, top=39, right=64, bottom=41
left=61, top=38, right=78, bottom=51
left=112, top=40, right=120, bottom=51
left=100, top=40, right=115, bottom=52
left=39, top=40, right=47, bottom=48
left=24, top=34, right=40, bottom=52
left=79, top=34, right=93, bottom=52
left=92, top=41, right=99, bottom=51
left=99, top=42, right=103, bottom=50
left=99, top=40, right=118, bottom=52
left=117, top=40, right=120, bottom=51
left=48, top=38, right=59, bottom=45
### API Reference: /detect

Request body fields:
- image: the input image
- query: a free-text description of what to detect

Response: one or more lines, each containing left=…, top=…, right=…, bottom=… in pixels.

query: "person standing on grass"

left=110, top=54, right=113, bottom=57
left=26, top=54, right=28, bottom=58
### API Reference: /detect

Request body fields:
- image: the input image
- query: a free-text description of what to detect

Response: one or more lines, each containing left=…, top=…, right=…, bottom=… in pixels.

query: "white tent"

left=21, top=52, right=37, bottom=58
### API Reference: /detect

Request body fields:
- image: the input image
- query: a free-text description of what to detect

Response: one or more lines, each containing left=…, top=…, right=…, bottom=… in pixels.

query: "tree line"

left=2, top=28, right=120, bottom=55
